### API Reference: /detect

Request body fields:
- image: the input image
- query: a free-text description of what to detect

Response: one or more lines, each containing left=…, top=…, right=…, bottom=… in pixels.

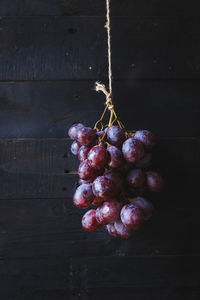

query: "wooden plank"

left=0, top=138, right=199, bottom=199
left=0, top=256, right=199, bottom=300
left=0, top=257, right=69, bottom=300
left=0, top=80, right=200, bottom=138
left=0, top=1, right=200, bottom=16
left=0, top=137, right=199, bottom=258
left=0, top=193, right=199, bottom=259
left=0, top=17, right=200, bottom=80
left=69, top=256, right=200, bottom=300
left=0, top=139, right=77, bottom=199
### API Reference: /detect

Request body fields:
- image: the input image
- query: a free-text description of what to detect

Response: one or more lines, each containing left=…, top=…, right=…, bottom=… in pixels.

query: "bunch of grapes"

left=68, top=121, right=164, bottom=239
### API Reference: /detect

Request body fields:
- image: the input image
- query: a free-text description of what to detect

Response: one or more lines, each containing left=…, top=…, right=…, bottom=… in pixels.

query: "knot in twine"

left=95, top=82, right=114, bottom=111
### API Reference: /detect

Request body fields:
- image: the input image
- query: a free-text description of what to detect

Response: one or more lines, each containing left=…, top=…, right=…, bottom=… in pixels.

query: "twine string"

left=105, top=0, right=112, bottom=96
left=95, top=82, right=113, bottom=110
left=95, top=0, right=113, bottom=111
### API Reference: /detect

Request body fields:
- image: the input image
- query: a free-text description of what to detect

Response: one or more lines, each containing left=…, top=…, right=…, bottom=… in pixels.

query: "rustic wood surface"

left=0, top=1, right=199, bottom=16
left=0, top=17, right=200, bottom=80
left=0, top=1, right=199, bottom=299
left=69, top=256, right=200, bottom=300
left=0, top=81, right=199, bottom=138
left=0, top=138, right=199, bottom=199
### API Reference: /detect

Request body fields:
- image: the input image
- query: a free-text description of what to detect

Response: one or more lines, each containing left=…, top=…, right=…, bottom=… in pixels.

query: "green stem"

left=108, top=109, right=114, bottom=127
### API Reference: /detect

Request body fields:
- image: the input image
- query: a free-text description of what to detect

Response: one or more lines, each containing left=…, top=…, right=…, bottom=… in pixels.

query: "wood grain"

left=0, top=139, right=77, bottom=199
left=0, top=138, right=199, bottom=199
left=0, top=80, right=199, bottom=138
left=0, top=17, right=200, bottom=80
left=0, top=257, right=69, bottom=300
left=0, top=1, right=199, bottom=16
left=0, top=1, right=199, bottom=298
left=0, top=137, right=199, bottom=260
left=70, top=256, right=200, bottom=300
left=1, top=255, right=199, bottom=300
left=0, top=195, right=199, bottom=259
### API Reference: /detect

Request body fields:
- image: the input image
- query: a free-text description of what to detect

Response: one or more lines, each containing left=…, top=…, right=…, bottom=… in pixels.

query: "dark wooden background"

left=0, top=1, right=200, bottom=299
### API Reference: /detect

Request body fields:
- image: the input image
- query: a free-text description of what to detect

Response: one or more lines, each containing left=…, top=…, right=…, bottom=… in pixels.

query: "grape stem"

left=108, top=109, right=114, bottom=127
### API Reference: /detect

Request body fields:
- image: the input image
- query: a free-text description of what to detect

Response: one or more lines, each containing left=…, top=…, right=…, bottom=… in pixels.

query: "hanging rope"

left=95, top=0, right=113, bottom=111
left=95, top=82, right=113, bottom=110
left=94, top=0, right=125, bottom=133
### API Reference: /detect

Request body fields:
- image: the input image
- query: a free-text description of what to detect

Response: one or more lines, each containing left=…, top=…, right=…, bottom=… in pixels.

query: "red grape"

left=96, top=206, right=105, bottom=224
left=96, top=130, right=105, bottom=139
left=106, top=126, right=125, bottom=146
left=104, top=170, right=123, bottom=193
left=71, top=141, right=81, bottom=155
left=78, top=145, right=90, bottom=161
left=106, top=223, right=119, bottom=238
left=73, top=184, right=95, bottom=208
left=78, top=159, right=96, bottom=180
left=88, top=145, right=109, bottom=169
left=135, top=152, right=152, bottom=168
left=79, top=178, right=93, bottom=185
left=82, top=209, right=99, bottom=232
left=107, top=146, right=124, bottom=169
left=69, top=120, right=163, bottom=239
left=127, top=187, right=146, bottom=197
left=104, top=169, right=120, bottom=180
left=146, top=171, right=164, bottom=192
left=120, top=204, right=144, bottom=229
left=126, top=169, right=146, bottom=189
left=122, top=138, right=144, bottom=163
left=76, top=126, right=97, bottom=146
left=68, top=123, right=84, bottom=140
left=101, top=199, right=122, bottom=224
left=92, top=175, right=117, bottom=200
left=118, top=161, right=134, bottom=175
left=134, top=130, right=156, bottom=149
left=131, top=197, right=153, bottom=220
left=92, top=197, right=104, bottom=206
left=114, top=220, right=132, bottom=239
